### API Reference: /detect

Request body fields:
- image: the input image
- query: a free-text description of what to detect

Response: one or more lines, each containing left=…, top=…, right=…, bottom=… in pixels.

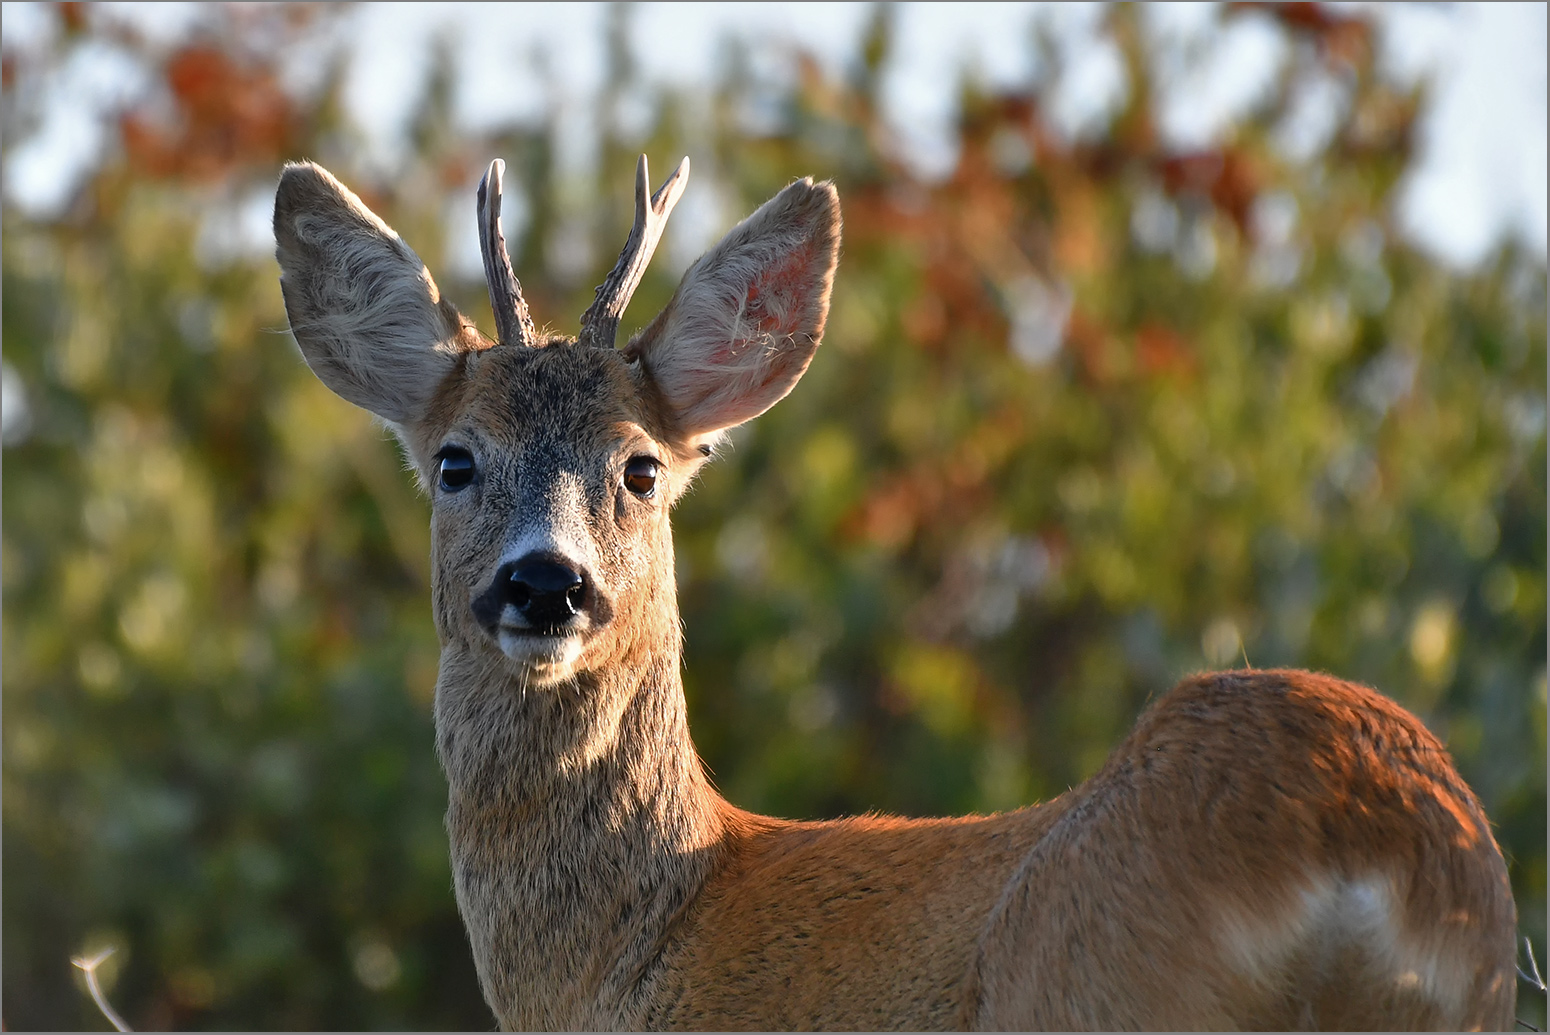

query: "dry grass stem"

left=70, top=948, right=132, bottom=1033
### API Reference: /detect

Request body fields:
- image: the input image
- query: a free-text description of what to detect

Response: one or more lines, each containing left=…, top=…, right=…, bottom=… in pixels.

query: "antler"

left=577, top=154, right=690, bottom=350
left=477, top=159, right=538, bottom=348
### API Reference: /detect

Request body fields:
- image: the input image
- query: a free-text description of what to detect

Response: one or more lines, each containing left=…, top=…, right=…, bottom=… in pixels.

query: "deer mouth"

left=494, top=626, right=585, bottom=675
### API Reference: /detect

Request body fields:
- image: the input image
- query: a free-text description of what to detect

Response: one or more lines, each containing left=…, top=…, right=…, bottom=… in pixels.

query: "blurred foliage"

left=3, top=3, right=1544, bottom=1029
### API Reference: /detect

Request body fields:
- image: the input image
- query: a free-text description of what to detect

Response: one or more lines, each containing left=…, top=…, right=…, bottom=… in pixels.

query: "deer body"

left=274, top=157, right=1516, bottom=1030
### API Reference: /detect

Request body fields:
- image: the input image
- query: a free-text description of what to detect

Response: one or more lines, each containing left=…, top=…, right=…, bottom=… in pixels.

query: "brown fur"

left=274, top=160, right=1517, bottom=1031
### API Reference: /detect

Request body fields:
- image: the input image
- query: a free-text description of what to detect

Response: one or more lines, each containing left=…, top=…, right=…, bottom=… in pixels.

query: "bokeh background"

left=3, top=2, right=1545, bottom=1029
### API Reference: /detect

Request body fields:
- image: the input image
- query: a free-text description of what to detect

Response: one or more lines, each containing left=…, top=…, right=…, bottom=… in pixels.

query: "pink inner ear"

left=711, top=243, right=817, bottom=364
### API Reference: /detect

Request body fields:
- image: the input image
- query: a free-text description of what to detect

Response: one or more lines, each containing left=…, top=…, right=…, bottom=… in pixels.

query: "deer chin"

left=495, top=628, right=586, bottom=684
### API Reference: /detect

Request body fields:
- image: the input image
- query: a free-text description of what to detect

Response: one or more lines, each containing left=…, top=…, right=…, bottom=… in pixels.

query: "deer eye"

left=437, top=447, right=476, bottom=492
left=623, top=456, right=659, bottom=498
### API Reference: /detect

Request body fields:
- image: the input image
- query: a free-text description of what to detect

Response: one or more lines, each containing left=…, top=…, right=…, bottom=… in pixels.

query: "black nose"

left=502, top=557, right=586, bottom=632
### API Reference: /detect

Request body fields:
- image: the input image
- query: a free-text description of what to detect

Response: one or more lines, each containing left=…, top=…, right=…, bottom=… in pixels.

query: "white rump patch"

left=1216, top=872, right=1468, bottom=1016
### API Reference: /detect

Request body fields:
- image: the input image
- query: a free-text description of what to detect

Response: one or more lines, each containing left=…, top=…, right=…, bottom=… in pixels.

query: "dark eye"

left=437, top=447, right=476, bottom=492
left=623, top=456, right=659, bottom=498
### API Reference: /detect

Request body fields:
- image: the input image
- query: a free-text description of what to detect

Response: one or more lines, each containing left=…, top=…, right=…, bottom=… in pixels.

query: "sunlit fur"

left=624, top=176, right=839, bottom=447
left=274, top=163, right=478, bottom=430
left=275, top=161, right=1517, bottom=1031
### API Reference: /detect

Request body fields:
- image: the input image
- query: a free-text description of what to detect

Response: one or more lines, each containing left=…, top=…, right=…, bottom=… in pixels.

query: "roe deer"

left=273, top=154, right=1517, bottom=1030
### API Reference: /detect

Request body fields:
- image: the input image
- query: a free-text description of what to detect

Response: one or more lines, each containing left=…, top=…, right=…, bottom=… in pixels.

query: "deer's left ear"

left=626, top=178, right=840, bottom=441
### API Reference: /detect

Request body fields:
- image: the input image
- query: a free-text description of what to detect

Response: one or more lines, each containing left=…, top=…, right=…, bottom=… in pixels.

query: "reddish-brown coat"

left=636, top=670, right=1514, bottom=1030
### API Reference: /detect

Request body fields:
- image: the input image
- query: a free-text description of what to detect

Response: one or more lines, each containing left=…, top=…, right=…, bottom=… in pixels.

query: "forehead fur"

left=415, top=339, right=677, bottom=456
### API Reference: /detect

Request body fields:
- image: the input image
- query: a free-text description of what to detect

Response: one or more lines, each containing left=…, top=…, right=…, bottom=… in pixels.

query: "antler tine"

left=577, top=154, right=690, bottom=350
left=477, top=159, right=537, bottom=348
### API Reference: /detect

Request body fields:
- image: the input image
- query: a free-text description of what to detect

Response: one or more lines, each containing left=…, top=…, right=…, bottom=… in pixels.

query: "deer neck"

left=433, top=587, right=728, bottom=1029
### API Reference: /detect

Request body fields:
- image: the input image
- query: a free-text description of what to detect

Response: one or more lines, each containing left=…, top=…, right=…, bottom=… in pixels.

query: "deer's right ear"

left=627, top=177, right=840, bottom=444
left=274, top=161, right=474, bottom=427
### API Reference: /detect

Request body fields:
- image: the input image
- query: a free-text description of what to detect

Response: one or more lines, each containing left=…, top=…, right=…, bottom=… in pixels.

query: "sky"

left=1, top=1, right=1546, bottom=270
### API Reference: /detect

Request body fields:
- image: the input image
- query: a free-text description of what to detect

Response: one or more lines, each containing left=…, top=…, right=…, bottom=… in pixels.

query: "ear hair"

left=274, top=161, right=476, bottom=427
left=627, top=177, right=841, bottom=443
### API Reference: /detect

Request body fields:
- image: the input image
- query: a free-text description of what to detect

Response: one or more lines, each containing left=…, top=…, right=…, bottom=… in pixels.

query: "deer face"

left=415, top=342, right=684, bottom=683
left=273, top=159, right=840, bottom=686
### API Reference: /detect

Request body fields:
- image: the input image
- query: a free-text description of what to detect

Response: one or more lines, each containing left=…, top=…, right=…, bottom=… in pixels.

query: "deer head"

left=273, top=157, right=841, bottom=691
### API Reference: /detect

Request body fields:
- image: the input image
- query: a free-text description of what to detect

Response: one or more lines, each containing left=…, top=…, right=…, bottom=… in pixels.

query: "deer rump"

left=273, top=156, right=1517, bottom=1031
